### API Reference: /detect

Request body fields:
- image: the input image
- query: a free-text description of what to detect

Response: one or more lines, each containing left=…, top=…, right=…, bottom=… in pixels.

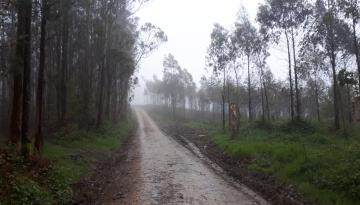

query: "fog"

left=134, top=0, right=288, bottom=105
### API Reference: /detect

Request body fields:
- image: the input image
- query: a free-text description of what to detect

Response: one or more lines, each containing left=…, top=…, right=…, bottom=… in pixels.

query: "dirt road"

left=133, top=109, right=268, bottom=205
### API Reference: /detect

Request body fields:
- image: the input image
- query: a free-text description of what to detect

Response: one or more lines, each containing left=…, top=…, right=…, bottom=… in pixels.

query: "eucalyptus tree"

left=234, top=14, right=260, bottom=121
left=255, top=28, right=271, bottom=121
left=299, top=33, right=327, bottom=121
left=338, top=0, right=360, bottom=89
left=257, top=0, right=312, bottom=121
left=162, top=54, right=184, bottom=118
left=0, top=0, right=157, bottom=157
left=338, top=59, right=357, bottom=124
left=182, top=69, right=197, bottom=112
left=228, top=34, right=242, bottom=106
left=145, top=75, right=163, bottom=105
left=34, top=0, right=49, bottom=153
left=309, top=0, right=352, bottom=129
left=10, top=0, right=33, bottom=157
left=207, top=24, right=231, bottom=130
left=199, top=75, right=223, bottom=121
left=135, top=22, right=168, bottom=65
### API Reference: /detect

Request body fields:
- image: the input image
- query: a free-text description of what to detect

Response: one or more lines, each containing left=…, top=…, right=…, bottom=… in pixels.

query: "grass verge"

left=204, top=121, right=360, bottom=205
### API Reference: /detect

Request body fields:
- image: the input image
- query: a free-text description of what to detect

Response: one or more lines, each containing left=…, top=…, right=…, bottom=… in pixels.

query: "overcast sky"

left=133, top=0, right=288, bottom=104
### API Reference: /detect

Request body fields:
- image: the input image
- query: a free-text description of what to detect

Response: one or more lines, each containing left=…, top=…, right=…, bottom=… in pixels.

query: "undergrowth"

left=211, top=120, right=360, bottom=205
left=0, top=115, right=136, bottom=205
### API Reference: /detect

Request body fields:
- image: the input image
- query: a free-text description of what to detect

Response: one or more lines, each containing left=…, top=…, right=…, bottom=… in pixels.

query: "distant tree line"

left=145, top=0, right=360, bottom=132
left=0, top=0, right=166, bottom=157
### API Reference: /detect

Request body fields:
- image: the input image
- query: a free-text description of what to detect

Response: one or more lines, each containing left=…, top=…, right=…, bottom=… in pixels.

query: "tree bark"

left=260, top=61, right=270, bottom=121
left=19, top=0, right=32, bottom=159
left=347, top=84, right=352, bottom=124
left=285, top=28, right=294, bottom=121
left=315, top=77, right=321, bottom=122
left=330, top=51, right=340, bottom=129
left=247, top=54, right=252, bottom=121
left=96, top=16, right=108, bottom=128
left=352, top=18, right=360, bottom=92
left=291, top=28, right=301, bottom=121
left=79, top=2, right=91, bottom=127
left=222, top=66, right=226, bottom=131
left=328, top=0, right=340, bottom=130
left=35, top=0, right=47, bottom=153
left=59, top=0, right=70, bottom=124
left=10, top=0, right=29, bottom=146
left=96, top=62, right=105, bottom=128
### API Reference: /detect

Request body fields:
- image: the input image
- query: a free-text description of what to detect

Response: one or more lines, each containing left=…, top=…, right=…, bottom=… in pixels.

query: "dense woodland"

left=145, top=0, right=360, bottom=132
left=0, top=0, right=166, bottom=157
left=2, top=0, right=360, bottom=204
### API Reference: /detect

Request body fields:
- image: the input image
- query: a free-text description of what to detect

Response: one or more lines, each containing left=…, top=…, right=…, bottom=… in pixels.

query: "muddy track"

left=158, top=122, right=313, bottom=205
left=72, top=109, right=270, bottom=205
left=135, top=109, right=268, bottom=205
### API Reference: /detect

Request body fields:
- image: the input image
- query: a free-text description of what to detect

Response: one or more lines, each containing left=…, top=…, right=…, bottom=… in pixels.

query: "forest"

left=143, top=0, right=360, bottom=204
left=0, top=0, right=168, bottom=204
left=1, top=0, right=360, bottom=204
left=146, top=0, right=360, bottom=130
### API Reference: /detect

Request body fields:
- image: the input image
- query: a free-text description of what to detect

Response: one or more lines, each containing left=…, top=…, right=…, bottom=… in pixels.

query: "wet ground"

left=73, top=109, right=269, bottom=205
left=134, top=109, right=268, bottom=205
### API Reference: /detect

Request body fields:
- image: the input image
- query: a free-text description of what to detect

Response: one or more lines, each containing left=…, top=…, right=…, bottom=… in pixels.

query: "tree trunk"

left=19, top=0, right=32, bottom=159
left=96, top=63, right=105, bottom=128
left=59, top=0, right=70, bottom=124
left=264, top=84, right=270, bottom=121
left=347, top=84, right=352, bottom=124
left=79, top=2, right=91, bottom=127
left=247, top=54, right=252, bottom=121
left=35, top=0, right=47, bottom=153
left=285, top=28, right=294, bottom=121
left=222, top=66, right=226, bottom=131
left=233, top=60, right=240, bottom=106
left=260, top=61, right=270, bottom=121
left=330, top=52, right=340, bottom=129
left=260, top=84, right=265, bottom=121
left=10, top=0, right=30, bottom=146
left=105, top=63, right=112, bottom=120
left=291, top=28, right=301, bottom=121
left=315, top=77, right=321, bottom=122
left=96, top=18, right=108, bottom=128
left=352, top=18, right=360, bottom=92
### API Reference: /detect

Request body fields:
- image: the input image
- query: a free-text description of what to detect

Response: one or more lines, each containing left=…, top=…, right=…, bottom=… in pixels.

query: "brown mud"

left=158, top=122, right=313, bottom=205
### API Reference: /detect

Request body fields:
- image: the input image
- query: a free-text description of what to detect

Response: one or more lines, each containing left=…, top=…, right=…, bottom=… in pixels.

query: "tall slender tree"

left=18, top=0, right=32, bottom=158
left=34, top=0, right=47, bottom=153
left=234, top=15, right=259, bottom=121
left=207, top=24, right=230, bottom=131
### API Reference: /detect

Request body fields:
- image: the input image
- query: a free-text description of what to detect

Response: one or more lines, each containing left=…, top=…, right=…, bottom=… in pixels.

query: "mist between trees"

left=0, top=0, right=167, bottom=158
left=145, top=0, right=360, bottom=134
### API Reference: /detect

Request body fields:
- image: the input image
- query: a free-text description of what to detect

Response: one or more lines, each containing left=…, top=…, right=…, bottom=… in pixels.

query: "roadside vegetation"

left=211, top=122, right=360, bottom=205
left=0, top=116, right=136, bottom=205
left=146, top=105, right=360, bottom=205
left=0, top=0, right=165, bottom=204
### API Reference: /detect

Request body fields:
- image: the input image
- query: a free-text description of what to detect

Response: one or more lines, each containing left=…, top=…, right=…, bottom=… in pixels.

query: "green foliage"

left=209, top=121, right=360, bottom=205
left=0, top=149, right=71, bottom=205
left=9, top=176, right=54, bottom=205
left=45, top=118, right=136, bottom=184
left=0, top=116, right=136, bottom=205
